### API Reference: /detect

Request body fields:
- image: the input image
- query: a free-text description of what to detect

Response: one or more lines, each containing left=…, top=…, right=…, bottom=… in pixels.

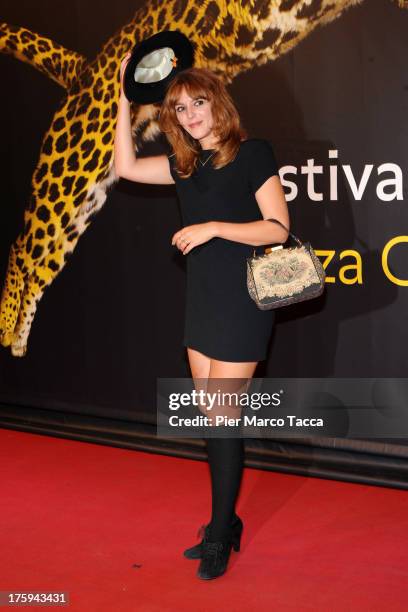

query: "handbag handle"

left=251, top=218, right=303, bottom=258
left=265, top=218, right=302, bottom=246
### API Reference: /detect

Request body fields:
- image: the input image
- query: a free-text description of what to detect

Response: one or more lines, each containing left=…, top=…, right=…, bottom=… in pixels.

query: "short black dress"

left=168, top=138, right=280, bottom=362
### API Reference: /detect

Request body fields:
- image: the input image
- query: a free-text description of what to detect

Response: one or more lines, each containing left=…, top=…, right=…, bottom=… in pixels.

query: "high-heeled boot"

left=197, top=521, right=244, bottom=580
left=183, top=514, right=243, bottom=560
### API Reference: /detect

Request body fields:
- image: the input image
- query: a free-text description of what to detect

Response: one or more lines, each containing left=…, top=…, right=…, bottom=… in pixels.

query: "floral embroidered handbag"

left=247, top=218, right=325, bottom=310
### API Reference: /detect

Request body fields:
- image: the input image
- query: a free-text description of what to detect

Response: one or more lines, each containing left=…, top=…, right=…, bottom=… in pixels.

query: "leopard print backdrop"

left=0, top=0, right=406, bottom=356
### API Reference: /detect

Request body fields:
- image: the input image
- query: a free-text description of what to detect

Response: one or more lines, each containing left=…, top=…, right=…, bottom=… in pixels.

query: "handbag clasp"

left=265, top=245, right=283, bottom=255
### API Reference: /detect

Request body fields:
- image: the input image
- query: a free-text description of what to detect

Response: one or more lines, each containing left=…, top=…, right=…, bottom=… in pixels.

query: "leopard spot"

left=22, top=47, right=34, bottom=61
left=254, top=28, right=281, bottom=50
left=185, top=7, right=197, bottom=27
left=42, top=57, right=54, bottom=75
left=38, top=180, right=49, bottom=199
left=52, top=117, right=65, bottom=132
left=56, top=132, right=68, bottom=153
left=70, top=132, right=83, bottom=148
left=74, top=191, right=87, bottom=207
left=84, top=151, right=100, bottom=173
left=281, top=30, right=299, bottom=45
left=86, top=121, right=100, bottom=134
left=66, top=107, right=75, bottom=121
left=67, top=97, right=79, bottom=115
left=61, top=212, right=70, bottom=228
left=76, top=92, right=92, bottom=116
left=93, top=77, right=104, bottom=102
left=54, top=201, right=65, bottom=215
left=80, top=91, right=92, bottom=106
left=26, top=234, right=33, bottom=254
left=67, top=152, right=79, bottom=172
left=35, top=163, right=48, bottom=183
left=202, top=43, right=218, bottom=60
left=172, top=0, right=188, bottom=21
left=51, top=157, right=65, bottom=178
left=297, top=0, right=323, bottom=19
left=49, top=183, right=60, bottom=202
left=80, top=139, right=95, bottom=159
left=236, top=25, right=256, bottom=47
left=102, top=151, right=112, bottom=166
left=196, top=2, right=220, bottom=35
left=67, top=231, right=79, bottom=242
left=280, top=0, right=302, bottom=9
left=42, top=135, right=53, bottom=155
left=102, top=132, right=112, bottom=145
left=32, top=244, right=44, bottom=259
left=103, top=61, right=116, bottom=81
left=62, top=175, right=75, bottom=195
left=70, top=119, right=83, bottom=133
left=38, top=39, right=51, bottom=52
left=74, top=176, right=87, bottom=195
left=35, top=228, right=45, bottom=239
left=28, top=194, right=36, bottom=212
left=253, top=0, right=270, bottom=19
left=36, top=205, right=51, bottom=223
left=20, top=30, right=36, bottom=42
left=80, top=67, right=93, bottom=88
left=320, top=3, right=336, bottom=18
left=88, top=107, right=100, bottom=120
left=47, top=224, right=56, bottom=237
left=48, top=259, right=59, bottom=272
left=157, top=8, right=166, bottom=30
left=96, top=169, right=108, bottom=182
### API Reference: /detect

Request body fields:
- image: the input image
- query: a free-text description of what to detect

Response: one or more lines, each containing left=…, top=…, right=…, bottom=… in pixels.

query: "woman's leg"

left=187, top=347, right=211, bottom=380
left=205, top=358, right=257, bottom=542
left=186, top=349, right=257, bottom=541
left=187, top=347, right=211, bottom=413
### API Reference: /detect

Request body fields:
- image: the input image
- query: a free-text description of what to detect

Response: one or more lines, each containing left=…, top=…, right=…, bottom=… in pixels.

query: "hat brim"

left=124, top=30, right=195, bottom=104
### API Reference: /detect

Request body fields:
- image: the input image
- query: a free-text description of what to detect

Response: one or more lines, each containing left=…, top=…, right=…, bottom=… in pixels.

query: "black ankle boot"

left=183, top=514, right=243, bottom=560
left=197, top=522, right=243, bottom=580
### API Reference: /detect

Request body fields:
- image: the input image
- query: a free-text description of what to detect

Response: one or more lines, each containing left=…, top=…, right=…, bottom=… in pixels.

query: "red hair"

left=158, top=67, right=247, bottom=178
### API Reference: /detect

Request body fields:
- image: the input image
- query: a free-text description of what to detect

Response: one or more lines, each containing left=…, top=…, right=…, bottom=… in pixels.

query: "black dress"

left=168, top=138, right=280, bottom=362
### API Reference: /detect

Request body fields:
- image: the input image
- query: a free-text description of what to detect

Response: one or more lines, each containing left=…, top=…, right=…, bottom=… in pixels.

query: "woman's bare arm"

left=113, top=54, right=174, bottom=185
left=209, top=176, right=289, bottom=246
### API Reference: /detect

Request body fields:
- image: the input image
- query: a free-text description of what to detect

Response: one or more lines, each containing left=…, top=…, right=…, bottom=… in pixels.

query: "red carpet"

left=0, top=428, right=407, bottom=611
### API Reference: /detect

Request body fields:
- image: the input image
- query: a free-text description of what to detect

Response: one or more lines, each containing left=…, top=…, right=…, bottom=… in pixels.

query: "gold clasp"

left=265, top=245, right=283, bottom=255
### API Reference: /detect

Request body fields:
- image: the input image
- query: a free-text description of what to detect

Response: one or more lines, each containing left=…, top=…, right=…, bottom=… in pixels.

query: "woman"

left=114, top=55, right=289, bottom=580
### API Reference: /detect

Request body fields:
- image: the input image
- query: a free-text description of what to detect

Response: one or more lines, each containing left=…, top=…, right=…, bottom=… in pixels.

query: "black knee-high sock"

left=206, top=436, right=244, bottom=541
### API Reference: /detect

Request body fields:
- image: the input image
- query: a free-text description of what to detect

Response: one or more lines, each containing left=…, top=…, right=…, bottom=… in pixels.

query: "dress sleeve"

left=248, top=139, right=279, bottom=194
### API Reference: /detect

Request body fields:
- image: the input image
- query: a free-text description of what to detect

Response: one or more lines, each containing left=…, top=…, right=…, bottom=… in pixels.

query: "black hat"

left=123, top=30, right=195, bottom=105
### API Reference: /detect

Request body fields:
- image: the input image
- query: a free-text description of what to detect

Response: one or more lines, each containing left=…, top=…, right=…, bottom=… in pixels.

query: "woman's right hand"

left=119, top=52, right=132, bottom=100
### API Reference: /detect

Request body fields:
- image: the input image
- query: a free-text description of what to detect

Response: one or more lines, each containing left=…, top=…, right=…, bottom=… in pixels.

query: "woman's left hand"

left=171, top=222, right=218, bottom=255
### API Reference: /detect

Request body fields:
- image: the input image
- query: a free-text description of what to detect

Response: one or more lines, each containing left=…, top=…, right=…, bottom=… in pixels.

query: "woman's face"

left=174, top=87, right=217, bottom=149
